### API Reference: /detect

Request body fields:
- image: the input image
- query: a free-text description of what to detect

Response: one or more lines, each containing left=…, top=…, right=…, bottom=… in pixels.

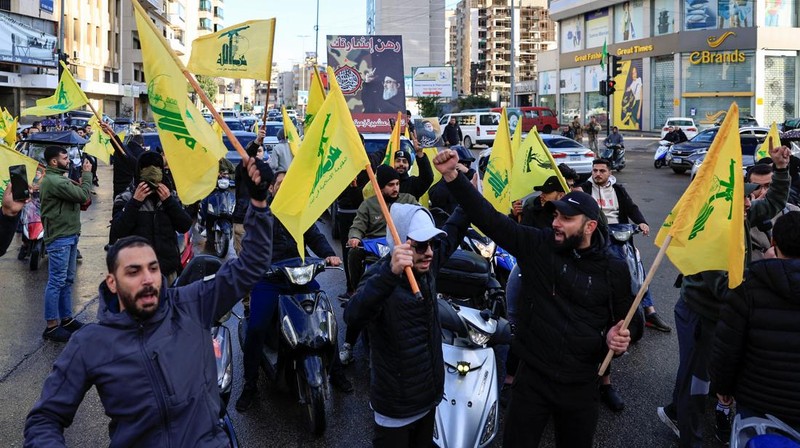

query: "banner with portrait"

left=327, top=35, right=405, bottom=133
left=613, top=59, right=644, bottom=131
left=414, top=118, right=443, bottom=148
left=615, top=1, right=644, bottom=42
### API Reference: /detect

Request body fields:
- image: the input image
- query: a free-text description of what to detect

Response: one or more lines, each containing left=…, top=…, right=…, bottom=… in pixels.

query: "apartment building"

left=452, top=0, right=555, bottom=104
left=367, top=0, right=446, bottom=77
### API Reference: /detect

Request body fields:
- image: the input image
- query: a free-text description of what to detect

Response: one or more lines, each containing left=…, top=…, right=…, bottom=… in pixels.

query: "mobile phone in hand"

left=9, top=165, right=30, bottom=201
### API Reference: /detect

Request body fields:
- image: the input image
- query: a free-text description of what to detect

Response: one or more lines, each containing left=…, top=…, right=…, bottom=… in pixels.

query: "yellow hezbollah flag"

left=0, top=143, right=39, bottom=191
left=187, top=19, right=276, bottom=81
left=83, top=115, right=114, bottom=164
left=282, top=106, right=300, bottom=157
left=382, top=111, right=403, bottom=166
left=655, top=102, right=745, bottom=288
left=22, top=61, right=89, bottom=117
left=305, top=66, right=326, bottom=127
left=0, top=109, right=18, bottom=147
left=271, top=66, right=370, bottom=258
left=509, top=127, right=569, bottom=201
left=482, top=108, right=513, bottom=213
left=211, top=120, right=224, bottom=142
left=755, top=122, right=780, bottom=161
left=134, top=0, right=228, bottom=204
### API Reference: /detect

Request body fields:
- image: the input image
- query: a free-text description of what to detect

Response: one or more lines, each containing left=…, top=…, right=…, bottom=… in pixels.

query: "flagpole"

left=364, top=163, right=423, bottom=299
left=131, top=0, right=249, bottom=163
left=261, top=19, right=277, bottom=129
left=260, top=80, right=272, bottom=128
left=598, top=235, right=672, bottom=376
left=85, top=102, right=126, bottom=157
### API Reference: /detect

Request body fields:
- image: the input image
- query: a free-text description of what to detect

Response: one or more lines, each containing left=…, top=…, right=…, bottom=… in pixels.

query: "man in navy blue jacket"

left=24, top=157, right=274, bottom=447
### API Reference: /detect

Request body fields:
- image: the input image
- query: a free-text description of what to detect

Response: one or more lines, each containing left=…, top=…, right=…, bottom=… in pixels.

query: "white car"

left=660, top=117, right=699, bottom=140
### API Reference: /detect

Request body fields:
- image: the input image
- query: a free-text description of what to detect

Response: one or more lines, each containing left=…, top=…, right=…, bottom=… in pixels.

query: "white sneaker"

left=339, top=342, right=353, bottom=365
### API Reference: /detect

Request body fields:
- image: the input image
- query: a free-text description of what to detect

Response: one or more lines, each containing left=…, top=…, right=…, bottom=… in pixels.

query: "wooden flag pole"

left=364, top=163, right=423, bottom=299
left=85, top=98, right=126, bottom=157
left=598, top=235, right=673, bottom=376
left=260, top=80, right=272, bottom=128
left=132, top=0, right=248, bottom=162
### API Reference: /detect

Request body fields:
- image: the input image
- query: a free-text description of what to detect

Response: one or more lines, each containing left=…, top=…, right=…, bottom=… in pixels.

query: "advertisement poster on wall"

left=560, top=68, right=582, bottom=94
left=684, top=0, right=717, bottom=30
left=560, top=17, right=583, bottom=52
left=327, top=35, right=405, bottom=132
left=539, top=71, right=556, bottom=95
left=613, top=59, right=644, bottom=131
left=585, top=8, right=609, bottom=49
left=653, top=0, right=676, bottom=35
left=765, top=0, right=794, bottom=27
left=0, top=12, right=58, bottom=68
left=585, top=65, right=603, bottom=92
left=615, top=1, right=644, bottom=42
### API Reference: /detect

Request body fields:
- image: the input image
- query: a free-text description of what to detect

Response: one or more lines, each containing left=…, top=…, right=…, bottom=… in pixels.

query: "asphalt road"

left=0, top=139, right=728, bottom=447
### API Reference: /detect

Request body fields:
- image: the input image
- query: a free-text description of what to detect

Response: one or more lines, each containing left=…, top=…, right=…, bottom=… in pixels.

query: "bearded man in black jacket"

left=434, top=148, right=636, bottom=448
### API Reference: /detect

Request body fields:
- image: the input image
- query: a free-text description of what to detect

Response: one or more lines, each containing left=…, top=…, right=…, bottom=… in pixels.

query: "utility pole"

left=509, top=0, right=515, bottom=108
left=314, top=0, right=320, bottom=62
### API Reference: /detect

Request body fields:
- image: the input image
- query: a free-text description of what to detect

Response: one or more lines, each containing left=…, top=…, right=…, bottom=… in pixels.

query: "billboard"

left=412, top=66, right=453, bottom=98
left=613, top=59, right=644, bottom=131
left=327, top=35, right=405, bottom=133
left=0, top=12, right=58, bottom=68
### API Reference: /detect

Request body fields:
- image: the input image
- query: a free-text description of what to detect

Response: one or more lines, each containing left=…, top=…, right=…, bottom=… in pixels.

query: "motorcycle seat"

left=440, top=250, right=491, bottom=275
left=175, top=254, right=223, bottom=287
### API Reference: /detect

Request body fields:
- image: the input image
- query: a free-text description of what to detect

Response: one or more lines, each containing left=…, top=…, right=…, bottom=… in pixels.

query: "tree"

left=193, top=75, right=218, bottom=106
left=457, top=95, right=494, bottom=112
left=416, top=96, right=442, bottom=118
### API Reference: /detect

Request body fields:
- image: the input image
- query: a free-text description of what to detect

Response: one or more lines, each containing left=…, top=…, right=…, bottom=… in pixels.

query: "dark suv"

left=668, top=126, right=768, bottom=174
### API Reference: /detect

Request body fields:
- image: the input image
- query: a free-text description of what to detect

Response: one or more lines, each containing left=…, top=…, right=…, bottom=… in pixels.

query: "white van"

left=439, top=111, right=501, bottom=148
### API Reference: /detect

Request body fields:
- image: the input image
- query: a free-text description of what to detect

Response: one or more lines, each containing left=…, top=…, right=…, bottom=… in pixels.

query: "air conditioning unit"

left=72, top=51, right=80, bottom=62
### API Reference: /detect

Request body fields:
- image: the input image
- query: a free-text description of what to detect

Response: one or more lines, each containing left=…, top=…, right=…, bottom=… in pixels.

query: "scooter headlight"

left=376, top=242, right=391, bottom=258
left=479, top=401, right=498, bottom=444
left=206, top=202, right=215, bottom=214
left=281, top=315, right=299, bottom=347
left=472, top=239, right=496, bottom=259
left=456, top=361, right=471, bottom=376
left=283, top=264, right=316, bottom=285
left=217, top=178, right=230, bottom=189
left=468, top=324, right=491, bottom=347
left=610, top=229, right=632, bottom=242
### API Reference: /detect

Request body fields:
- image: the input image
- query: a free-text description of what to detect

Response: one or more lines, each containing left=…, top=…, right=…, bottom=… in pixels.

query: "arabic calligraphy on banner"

left=327, top=35, right=406, bottom=133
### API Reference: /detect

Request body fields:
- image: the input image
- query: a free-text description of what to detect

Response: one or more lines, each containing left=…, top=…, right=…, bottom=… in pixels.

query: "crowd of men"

left=1, top=118, right=800, bottom=448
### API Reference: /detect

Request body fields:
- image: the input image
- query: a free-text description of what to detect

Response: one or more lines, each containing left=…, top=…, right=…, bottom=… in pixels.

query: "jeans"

left=335, top=210, right=357, bottom=290
left=44, top=235, right=78, bottom=321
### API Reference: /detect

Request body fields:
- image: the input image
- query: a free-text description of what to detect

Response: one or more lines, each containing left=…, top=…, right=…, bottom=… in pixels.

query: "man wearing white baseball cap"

left=344, top=203, right=471, bottom=447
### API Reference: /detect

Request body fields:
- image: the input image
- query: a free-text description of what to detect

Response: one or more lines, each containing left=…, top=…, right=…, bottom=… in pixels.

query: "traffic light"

left=606, top=78, right=616, bottom=96
left=611, top=55, right=623, bottom=78
left=599, top=80, right=607, bottom=96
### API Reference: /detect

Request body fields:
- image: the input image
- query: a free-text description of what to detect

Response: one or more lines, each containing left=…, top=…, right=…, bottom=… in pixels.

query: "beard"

left=383, top=84, right=398, bottom=100
left=553, top=223, right=587, bottom=253
left=118, top=284, right=160, bottom=321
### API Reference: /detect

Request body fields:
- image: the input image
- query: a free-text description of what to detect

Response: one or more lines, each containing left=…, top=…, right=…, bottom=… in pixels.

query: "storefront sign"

left=616, top=44, right=654, bottom=56
left=689, top=50, right=746, bottom=65
left=574, top=52, right=603, bottom=63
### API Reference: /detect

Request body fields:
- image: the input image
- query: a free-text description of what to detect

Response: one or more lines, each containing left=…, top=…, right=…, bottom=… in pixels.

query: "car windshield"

left=364, top=138, right=415, bottom=155
left=223, top=134, right=257, bottom=153
left=543, top=137, right=584, bottom=149
left=264, top=124, right=283, bottom=138
left=668, top=120, right=694, bottom=127
left=225, top=120, right=245, bottom=131
left=691, top=129, right=718, bottom=143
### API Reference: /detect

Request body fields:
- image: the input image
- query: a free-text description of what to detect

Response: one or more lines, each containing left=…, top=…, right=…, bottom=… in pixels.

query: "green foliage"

left=194, top=75, right=219, bottom=104
left=416, top=96, right=442, bottom=118
left=457, top=95, right=494, bottom=111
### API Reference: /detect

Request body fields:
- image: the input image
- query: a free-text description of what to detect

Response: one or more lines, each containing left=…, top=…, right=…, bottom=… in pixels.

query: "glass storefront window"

left=560, top=93, right=581, bottom=124
left=653, top=0, right=676, bottom=35
left=539, top=71, right=557, bottom=97
left=684, top=0, right=755, bottom=31
left=585, top=92, right=607, bottom=127
left=764, top=1, right=796, bottom=27
left=682, top=50, right=754, bottom=126
left=764, top=56, right=797, bottom=124
left=614, top=1, right=645, bottom=43
left=561, top=16, right=584, bottom=52
left=651, top=56, right=675, bottom=129
left=560, top=67, right=582, bottom=94
left=539, top=95, right=556, bottom=111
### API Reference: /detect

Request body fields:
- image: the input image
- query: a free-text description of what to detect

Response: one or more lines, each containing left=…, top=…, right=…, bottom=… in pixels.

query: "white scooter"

left=654, top=140, right=672, bottom=169
left=730, top=414, right=800, bottom=447
left=433, top=298, right=512, bottom=448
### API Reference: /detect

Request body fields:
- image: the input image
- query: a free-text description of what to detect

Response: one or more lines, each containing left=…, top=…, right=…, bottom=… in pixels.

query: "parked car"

left=439, top=111, right=501, bottom=148
left=473, top=134, right=595, bottom=182
left=491, top=106, right=559, bottom=134
left=223, top=119, right=245, bottom=132
left=220, top=110, right=239, bottom=120
left=223, top=131, right=259, bottom=166
left=780, top=117, right=800, bottom=132
left=666, top=126, right=767, bottom=175
left=713, top=114, right=759, bottom=128
left=362, top=133, right=415, bottom=158
left=659, top=117, right=699, bottom=140
left=689, top=131, right=769, bottom=180
left=240, top=116, right=257, bottom=132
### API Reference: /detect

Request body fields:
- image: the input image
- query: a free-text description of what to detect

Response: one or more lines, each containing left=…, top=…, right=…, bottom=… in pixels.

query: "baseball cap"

left=533, top=176, right=564, bottom=194
left=387, top=203, right=446, bottom=250
left=394, top=150, right=412, bottom=161
left=545, top=191, right=600, bottom=221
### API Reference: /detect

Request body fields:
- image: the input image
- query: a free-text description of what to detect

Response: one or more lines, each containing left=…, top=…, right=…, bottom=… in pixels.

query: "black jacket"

left=0, top=211, right=19, bottom=258
left=271, top=202, right=335, bottom=261
left=233, top=141, right=263, bottom=224
left=399, top=153, right=434, bottom=200
left=520, top=196, right=553, bottom=229
left=110, top=185, right=194, bottom=276
left=711, top=258, right=800, bottom=427
left=442, top=123, right=462, bottom=146
left=580, top=180, right=647, bottom=225
left=344, top=208, right=470, bottom=418
left=428, top=170, right=476, bottom=214
left=447, top=174, right=637, bottom=383
left=111, top=136, right=145, bottom=199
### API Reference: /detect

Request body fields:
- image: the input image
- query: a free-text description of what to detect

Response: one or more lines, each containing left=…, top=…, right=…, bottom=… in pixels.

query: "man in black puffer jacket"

left=344, top=203, right=470, bottom=447
left=711, top=211, right=800, bottom=430
left=110, top=151, right=193, bottom=281
left=435, top=149, right=636, bottom=448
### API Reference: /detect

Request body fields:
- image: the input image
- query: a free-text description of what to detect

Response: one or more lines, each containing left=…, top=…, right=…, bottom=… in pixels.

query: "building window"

left=199, top=0, right=212, bottom=12
left=0, top=0, right=9, bottom=11
left=764, top=56, right=796, bottom=124
left=651, top=56, right=675, bottom=129
left=132, top=31, right=140, bottom=49
left=214, top=6, right=223, bottom=19
left=199, top=18, right=212, bottom=30
left=681, top=51, right=755, bottom=125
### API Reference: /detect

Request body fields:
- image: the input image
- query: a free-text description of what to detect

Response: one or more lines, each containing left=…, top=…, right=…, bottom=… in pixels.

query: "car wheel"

left=543, top=125, right=552, bottom=134
left=672, top=167, right=687, bottom=174
left=463, top=136, right=473, bottom=149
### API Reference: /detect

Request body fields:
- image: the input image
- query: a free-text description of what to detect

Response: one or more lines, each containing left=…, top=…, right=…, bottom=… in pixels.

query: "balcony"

left=199, top=0, right=212, bottom=12
left=141, top=0, right=162, bottom=12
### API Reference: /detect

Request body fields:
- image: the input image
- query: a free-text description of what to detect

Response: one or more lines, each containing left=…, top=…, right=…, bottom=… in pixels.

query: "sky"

left=224, top=0, right=368, bottom=71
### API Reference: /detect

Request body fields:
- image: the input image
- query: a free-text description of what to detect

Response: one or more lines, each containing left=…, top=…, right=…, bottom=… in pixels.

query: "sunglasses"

left=409, top=240, right=432, bottom=254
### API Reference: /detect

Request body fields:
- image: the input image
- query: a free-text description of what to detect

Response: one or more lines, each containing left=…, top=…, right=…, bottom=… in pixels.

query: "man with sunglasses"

left=434, top=148, right=636, bottom=448
left=344, top=203, right=470, bottom=447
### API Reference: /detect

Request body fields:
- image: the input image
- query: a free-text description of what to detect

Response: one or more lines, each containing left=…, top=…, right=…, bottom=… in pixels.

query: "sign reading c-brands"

left=690, top=32, right=746, bottom=65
